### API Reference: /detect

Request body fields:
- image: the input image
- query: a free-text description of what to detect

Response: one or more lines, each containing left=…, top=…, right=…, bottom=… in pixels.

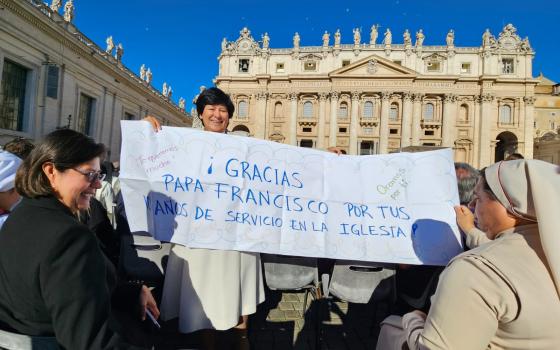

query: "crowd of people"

left=0, top=87, right=558, bottom=350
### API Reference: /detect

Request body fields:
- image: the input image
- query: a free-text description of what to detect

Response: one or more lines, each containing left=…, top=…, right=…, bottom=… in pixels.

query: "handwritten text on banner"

left=120, top=121, right=463, bottom=265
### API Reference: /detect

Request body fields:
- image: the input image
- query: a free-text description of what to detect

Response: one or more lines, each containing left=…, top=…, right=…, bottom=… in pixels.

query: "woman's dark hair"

left=15, top=129, right=105, bottom=198
left=195, top=87, right=235, bottom=118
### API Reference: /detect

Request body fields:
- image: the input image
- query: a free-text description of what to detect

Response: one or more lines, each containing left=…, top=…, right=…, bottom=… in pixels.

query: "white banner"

left=120, top=121, right=463, bottom=265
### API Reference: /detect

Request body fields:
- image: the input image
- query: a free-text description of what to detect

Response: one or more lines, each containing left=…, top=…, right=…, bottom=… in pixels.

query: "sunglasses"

left=72, top=168, right=106, bottom=183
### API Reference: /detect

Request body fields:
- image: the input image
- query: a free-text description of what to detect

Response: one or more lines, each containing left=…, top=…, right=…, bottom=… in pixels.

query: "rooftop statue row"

left=220, top=24, right=532, bottom=54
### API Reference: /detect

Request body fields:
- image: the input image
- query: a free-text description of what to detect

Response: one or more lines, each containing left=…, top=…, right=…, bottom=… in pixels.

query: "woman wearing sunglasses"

left=0, top=129, right=158, bottom=349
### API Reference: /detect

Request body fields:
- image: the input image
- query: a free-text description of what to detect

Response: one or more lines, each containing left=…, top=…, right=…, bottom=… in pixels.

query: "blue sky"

left=73, top=0, right=560, bottom=111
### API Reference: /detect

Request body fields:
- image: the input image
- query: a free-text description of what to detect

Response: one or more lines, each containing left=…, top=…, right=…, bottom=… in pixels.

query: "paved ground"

left=248, top=289, right=390, bottom=350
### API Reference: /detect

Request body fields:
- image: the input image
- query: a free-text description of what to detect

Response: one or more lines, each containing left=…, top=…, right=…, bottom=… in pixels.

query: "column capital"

left=481, top=93, right=495, bottom=103
left=256, top=91, right=268, bottom=100
left=381, top=91, right=392, bottom=100
left=330, top=91, right=340, bottom=100
left=403, top=92, right=413, bottom=101
left=351, top=91, right=361, bottom=101
left=319, top=92, right=329, bottom=101
left=523, top=95, right=536, bottom=105
left=289, top=92, right=298, bottom=101
left=413, top=93, right=424, bottom=102
left=444, top=94, right=458, bottom=103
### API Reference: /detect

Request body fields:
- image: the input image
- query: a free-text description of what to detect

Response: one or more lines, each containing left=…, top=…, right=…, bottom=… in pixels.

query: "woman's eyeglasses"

left=72, top=168, right=106, bottom=183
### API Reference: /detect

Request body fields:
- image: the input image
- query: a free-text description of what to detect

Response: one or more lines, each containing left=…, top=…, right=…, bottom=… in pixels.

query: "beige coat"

left=399, top=224, right=560, bottom=350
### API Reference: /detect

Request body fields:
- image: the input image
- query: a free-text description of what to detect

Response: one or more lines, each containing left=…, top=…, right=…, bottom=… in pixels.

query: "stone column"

left=442, top=94, right=457, bottom=148
left=317, top=92, right=328, bottom=149
left=479, top=93, right=495, bottom=166
left=349, top=91, right=360, bottom=155
left=401, top=92, right=413, bottom=148
left=523, top=96, right=535, bottom=159
left=379, top=91, right=391, bottom=154
left=329, top=92, right=339, bottom=147
left=289, top=92, right=298, bottom=146
left=472, top=97, right=482, bottom=168
left=411, top=93, right=423, bottom=146
left=255, top=92, right=268, bottom=139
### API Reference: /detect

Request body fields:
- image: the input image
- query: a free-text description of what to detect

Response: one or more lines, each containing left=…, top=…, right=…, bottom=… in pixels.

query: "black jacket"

left=0, top=196, right=143, bottom=349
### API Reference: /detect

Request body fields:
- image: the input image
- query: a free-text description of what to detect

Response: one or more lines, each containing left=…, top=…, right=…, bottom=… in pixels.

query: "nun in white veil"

left=377, top=159, right=560, bottom=350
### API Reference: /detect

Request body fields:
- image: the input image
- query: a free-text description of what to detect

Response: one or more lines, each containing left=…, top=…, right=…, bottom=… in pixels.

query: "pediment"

left=329, top=55, right=417, bottom=77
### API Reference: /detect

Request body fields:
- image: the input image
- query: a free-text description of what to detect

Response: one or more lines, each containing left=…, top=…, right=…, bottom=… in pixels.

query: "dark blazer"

left=0, top=196, right=143, bottom=349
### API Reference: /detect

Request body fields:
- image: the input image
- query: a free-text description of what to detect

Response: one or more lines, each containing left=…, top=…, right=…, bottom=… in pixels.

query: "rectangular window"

left=124, top=112, right=135, bottom=120
left=300, top=139, right=313, bottom=148
left=423, top=142, right=436, bottom=146
left=77, top=93, right=95, bottom=135
left=338, top=127, right=347, bottom=133
left=304, top=61, right=316, bottom=71
left=424, top=130, right=435, bottom=136
left=342, top=60, right=350, bottom=67
left=389, top=128, right=398, bottom=134
left=460, top=63, right=471, bottom=74
left=276, top=63, right=285, bottom=73
left=501, top=58, right=514, bottom=74
left=360, top=141, right=374, bottom=155
left=0, top=59, right=28, bottom=131
left=427, top=61, right=441, bottom=72
left=302, top=127, right=312, bottom=132
left=239, top=59, right=249, bottom=72
left=46, top=65, right=59, bottom=99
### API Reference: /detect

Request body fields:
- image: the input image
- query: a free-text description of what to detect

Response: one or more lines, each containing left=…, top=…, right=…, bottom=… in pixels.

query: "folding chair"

left=261, top=254, right=319, bottom=315
left=322, top=260, right=396, bottom=304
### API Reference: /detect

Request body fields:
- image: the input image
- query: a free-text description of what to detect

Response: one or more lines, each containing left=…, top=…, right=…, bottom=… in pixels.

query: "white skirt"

left=160, top=244, right=265, bottom=333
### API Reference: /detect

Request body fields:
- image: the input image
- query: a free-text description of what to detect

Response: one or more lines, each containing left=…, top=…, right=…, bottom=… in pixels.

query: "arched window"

left=274, top=102, right=283, bottom=118
left=500, top=105, right=512, bottom=124
left=238, top=100, right=248, bottom=118
left=338, top=102, right=348, bottom=119
left=459, top=104, right=468, bottom=122
left=424, top=103, right=434, bottom=121
left=389, top=103, right=399, bottom=121
left=363, top=101, right=374, bottom=118
left=303, top=101, right=313, bottom=118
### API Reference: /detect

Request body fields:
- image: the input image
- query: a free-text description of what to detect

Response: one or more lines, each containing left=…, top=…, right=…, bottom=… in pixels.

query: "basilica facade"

left=215, top=25, right=537, bottom=168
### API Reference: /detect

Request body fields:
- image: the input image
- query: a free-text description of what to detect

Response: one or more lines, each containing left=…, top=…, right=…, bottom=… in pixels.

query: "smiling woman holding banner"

left=0, top=129, right=158, bottom=349
left=377, top=159, right=560, bottom=350
left=143, top=87, right=265, bottom=349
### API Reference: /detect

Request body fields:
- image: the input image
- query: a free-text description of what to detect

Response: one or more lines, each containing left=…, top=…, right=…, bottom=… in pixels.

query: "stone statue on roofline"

left=322, top=31, right=330, bottom=47
left=179, top=98, right=186, bottom=110
left=162, top=83, right=168, bottom=97
left=370, top=24, right=379, bottom=45
left=146, top=68, right=152, bottom=84
left=167, top=86, right=173, bottom=99
left=403, top=29, right=412, bottom=46
left=50, top=0, right=62, bottom=13
left=63, top=0, right=74, bottom=23
left=383, top=28, right=392, bottom=45
left=482, top=28, right=492, bottom=48
left=262, top=32, right=270, bottom=49
left=105, top=36, right=114, bottom=54
left=221, top=38, right=227, bottom=52
left=115, top=43, right=124, bottom=62
left=334, top=29, right=341, bottom=46
left=446, top=29, right=455, bottom=47
left=140, top=64, right=146, bottom=80
left=353, top=28, right=361, bottom=46
left=293, top=32, right=300, bottom=50
left=415, top=29, right=425, bottom=47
